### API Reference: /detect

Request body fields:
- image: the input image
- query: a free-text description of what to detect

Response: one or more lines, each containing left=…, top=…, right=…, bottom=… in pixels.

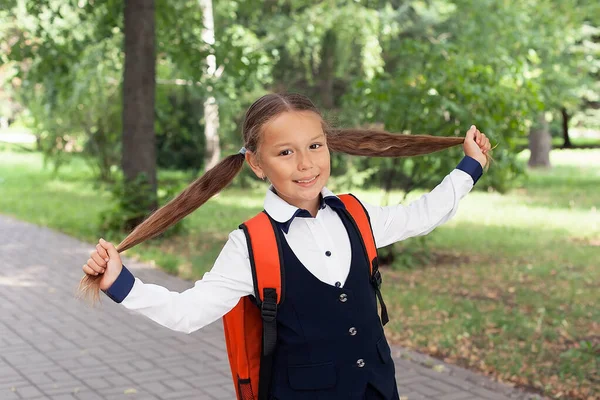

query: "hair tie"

left=239, top=147, right=247, bottom=155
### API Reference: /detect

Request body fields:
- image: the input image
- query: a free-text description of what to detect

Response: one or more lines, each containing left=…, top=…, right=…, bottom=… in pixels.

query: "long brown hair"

left=78, top=92, right=491, bottom=303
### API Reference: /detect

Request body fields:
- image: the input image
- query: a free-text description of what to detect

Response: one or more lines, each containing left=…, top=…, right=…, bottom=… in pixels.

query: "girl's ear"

left=245, top=151, right=265, bottom=179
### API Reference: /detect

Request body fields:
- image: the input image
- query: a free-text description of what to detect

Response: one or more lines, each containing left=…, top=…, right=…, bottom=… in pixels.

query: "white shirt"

left=116, top=168, right=475, bottom=334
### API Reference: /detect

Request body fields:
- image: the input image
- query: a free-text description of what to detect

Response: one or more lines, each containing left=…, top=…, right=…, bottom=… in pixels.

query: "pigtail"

left=326, top=128, right=493, bottom=170
left=77, top=152, right=247, bottom=305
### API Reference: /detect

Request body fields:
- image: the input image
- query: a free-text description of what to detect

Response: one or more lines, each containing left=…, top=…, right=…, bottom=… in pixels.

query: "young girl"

left=80, top=93, right=491, bottom=400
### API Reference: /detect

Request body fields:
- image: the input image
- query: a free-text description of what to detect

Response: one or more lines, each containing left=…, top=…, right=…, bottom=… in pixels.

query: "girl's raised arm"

left=361, top=156, right=482, bottom=249
left=359, top=125, right=491, bottom=248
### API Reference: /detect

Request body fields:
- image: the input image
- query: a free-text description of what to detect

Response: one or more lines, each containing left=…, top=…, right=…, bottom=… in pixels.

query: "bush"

left=155, top=85, right=206, bottom=171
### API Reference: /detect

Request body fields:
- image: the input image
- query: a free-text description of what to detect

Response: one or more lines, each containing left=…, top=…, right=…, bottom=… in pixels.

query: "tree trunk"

left=203, top=97, right=220, bottom=171
left=122, top=0, right=157, bottom=228
left=318, top=30, right=336, bottom=109
left=199, top=0, right=221, bottom=171
left=528, top=113, right=552, bottom=168
left=561, top=107, right=572, bottom=148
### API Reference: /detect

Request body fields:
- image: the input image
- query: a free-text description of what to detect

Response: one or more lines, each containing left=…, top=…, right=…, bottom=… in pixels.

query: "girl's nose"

left=297, top=152, right=314, bottom=170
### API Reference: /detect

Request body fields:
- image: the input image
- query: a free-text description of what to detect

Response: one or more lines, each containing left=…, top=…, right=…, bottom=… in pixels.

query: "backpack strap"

left=338, top=194, right=389, bottom=326
left=239, top=211, right=284, bottom=400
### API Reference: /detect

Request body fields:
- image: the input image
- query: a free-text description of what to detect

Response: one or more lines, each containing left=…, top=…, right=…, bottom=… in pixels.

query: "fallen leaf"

left=433, top=364, right=446, bottom=372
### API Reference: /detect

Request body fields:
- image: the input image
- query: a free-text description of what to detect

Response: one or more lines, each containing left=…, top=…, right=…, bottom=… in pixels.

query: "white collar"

left=263, top=185, right=346, bottom=233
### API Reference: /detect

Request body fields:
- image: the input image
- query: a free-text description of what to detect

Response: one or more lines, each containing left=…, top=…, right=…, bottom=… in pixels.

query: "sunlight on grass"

left=518, top=148, right=600, bottom=167
left=212, top=189, right=265, bottom=209
left=365, top=149, right=600, bottom=233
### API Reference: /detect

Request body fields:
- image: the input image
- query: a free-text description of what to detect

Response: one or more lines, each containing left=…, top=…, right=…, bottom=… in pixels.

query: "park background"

left=0, top=1, right=598, bottom=399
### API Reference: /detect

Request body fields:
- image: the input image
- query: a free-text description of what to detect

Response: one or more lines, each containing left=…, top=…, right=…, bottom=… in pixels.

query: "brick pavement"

left=0, top=214, right=546, bottom=400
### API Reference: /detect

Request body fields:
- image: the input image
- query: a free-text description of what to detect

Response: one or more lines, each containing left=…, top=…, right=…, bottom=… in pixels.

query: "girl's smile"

left=293, top=174, right=319, bottom=186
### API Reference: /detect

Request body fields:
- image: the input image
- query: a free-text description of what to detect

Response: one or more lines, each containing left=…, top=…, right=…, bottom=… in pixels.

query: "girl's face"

left=247, top=110, right=331, bottom=214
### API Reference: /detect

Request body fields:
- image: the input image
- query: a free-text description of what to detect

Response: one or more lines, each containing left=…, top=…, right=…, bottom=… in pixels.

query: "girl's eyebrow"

left=274, top=133, right=325, bottom=148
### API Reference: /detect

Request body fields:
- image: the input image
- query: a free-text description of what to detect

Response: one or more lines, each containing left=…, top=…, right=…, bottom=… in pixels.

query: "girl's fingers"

left=83, top=264, right=99, bottom=276
left=99, top=238, right=120, bottom=258
left=87, top=258, right=105, bottom=274
left=96, top=243, right=109, bottom=261
left=465, top=125, right=477, bottom=141
left=91, top=251, right=106, bottom=267
left=479, top=133, right=487, bottom=148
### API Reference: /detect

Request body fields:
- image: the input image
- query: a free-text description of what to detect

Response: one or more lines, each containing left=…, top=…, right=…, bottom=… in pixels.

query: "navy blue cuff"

left=102, top=265, right=135, bottom=303
left=456, top=156, right=483, bottom=185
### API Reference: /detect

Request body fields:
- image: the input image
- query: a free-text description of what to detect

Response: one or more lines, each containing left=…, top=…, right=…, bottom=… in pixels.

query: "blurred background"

left=0, top=1, right=598, bottom=399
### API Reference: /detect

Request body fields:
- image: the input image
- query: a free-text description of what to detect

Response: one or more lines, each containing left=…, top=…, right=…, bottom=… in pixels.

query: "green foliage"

left=327, top=153, right=378, bottom=192
left=155, top=84, right=206, bottom=171
left=4, top=0, right=597, bottom=193
left=1, top=0, right=275, bottom=179
left=339, top=0, right=593, bottom=196
left=3, top=0, right=124, bottom=180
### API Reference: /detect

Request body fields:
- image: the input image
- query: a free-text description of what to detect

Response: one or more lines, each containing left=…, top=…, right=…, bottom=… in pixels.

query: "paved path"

left=0, top=214, right=546, bottom=400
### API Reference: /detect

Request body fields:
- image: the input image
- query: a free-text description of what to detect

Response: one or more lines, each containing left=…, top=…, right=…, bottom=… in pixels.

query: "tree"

left=1, top=0, right=125, bottom=179
left=121, top=0, right=158, bottom=228
left=523, top=0, right=598, bottom=167
left=528, top=113, right=552, bottom=168
left=199, top=0, right=220, bottom=171
left=561, top=107, right=572, bottom=148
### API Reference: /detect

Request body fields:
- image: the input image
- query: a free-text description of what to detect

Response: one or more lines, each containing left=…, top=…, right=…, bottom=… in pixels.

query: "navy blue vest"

left=267, top=207, right=398, bottom=400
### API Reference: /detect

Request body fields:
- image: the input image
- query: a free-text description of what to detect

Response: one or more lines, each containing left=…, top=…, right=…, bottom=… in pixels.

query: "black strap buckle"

left=370, top=258, right=382, bottom=289
left=261, top=299, right=277, bottom=322
left=261, top=288, right=278, bottom=322
left=371, top=269, right=382, bottom=290
left=370, top=257, right=389, bottom=326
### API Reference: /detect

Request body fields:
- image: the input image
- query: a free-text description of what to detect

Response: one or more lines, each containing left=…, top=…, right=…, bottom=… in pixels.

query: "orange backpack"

left=222, top=194, right=389, bottom=400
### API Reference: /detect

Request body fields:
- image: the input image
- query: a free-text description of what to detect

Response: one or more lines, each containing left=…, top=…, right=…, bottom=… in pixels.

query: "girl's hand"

left=463, top=125, right=491, bottom=168
left=82, top=238, right=123, bottom=291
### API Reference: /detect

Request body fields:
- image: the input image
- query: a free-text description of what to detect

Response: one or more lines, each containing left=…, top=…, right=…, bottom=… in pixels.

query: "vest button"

left=356, top=359, right=365, bottom=368
left=325, top=250, right=332, bottom=257
left=339, top=293, right=348, bottom=302
left=349, top=327, right=357, bottom=336
left=335, top=281, right=341, bottom=288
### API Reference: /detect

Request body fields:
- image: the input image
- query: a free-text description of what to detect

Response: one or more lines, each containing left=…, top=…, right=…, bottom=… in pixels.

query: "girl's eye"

left=279, top=143, right=322, bottom=156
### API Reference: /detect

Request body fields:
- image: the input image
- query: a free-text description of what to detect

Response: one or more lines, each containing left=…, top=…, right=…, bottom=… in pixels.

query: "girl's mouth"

left=293, top=175, right=319, bottom=187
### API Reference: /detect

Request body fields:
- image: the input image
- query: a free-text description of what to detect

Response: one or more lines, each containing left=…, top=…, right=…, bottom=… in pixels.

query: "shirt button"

left=335, top=281, right=341, bottom=288
left=349, top=327, right=357, bottom=336
left=339, top=293, right=348, bottom=303
left=356, top=359, right=365, bottom=368
left=325, top=250, right=331, bottom=257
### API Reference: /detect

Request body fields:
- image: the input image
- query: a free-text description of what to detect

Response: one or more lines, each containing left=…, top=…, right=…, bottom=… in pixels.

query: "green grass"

left=378, top=149, right=599, bottom=399
left=1, top=142, right=598, bottom=399
left=0, top=143, right=113, bottom=240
